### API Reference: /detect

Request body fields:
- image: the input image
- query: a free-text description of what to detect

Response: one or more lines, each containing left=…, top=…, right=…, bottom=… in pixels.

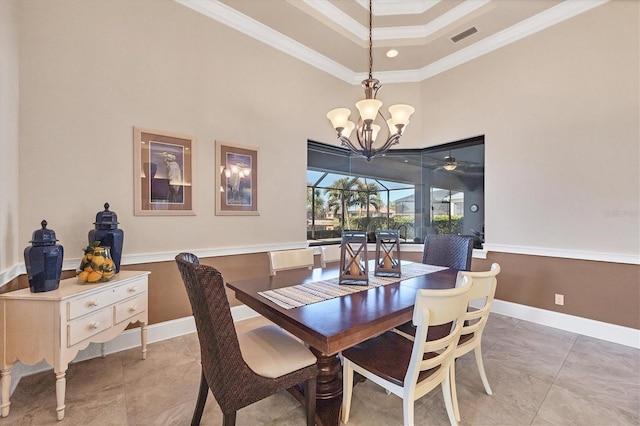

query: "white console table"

left=0, top=270, right=149, bottom=420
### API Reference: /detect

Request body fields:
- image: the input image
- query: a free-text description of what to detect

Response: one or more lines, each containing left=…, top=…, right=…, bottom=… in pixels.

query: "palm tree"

left=307, top=184, right=324, bottom=218
left=353, top=180, right=383, bottom=216
left=325, top=178, right=357, bottom=230
left=352, top=180, right=385, bottom=232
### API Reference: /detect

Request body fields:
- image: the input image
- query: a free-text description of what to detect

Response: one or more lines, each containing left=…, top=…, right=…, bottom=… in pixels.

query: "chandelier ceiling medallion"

left=326, top=0, right=415, bottom=162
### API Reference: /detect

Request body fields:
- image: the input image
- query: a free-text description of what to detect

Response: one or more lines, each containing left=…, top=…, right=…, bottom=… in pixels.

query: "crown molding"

left=418, top=0, right=610, bottom=80
left=354, top=0, right=441, bottom=17
left=175, top=0, right=355, bottom=83
left=176, top=0, right=609, bottom=85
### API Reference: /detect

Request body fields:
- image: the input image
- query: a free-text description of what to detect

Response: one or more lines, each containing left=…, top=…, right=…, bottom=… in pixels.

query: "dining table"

left=226, top=261, right=459, bottom=426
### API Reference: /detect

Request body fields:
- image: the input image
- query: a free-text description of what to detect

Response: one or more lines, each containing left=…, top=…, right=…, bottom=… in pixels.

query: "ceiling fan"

left=428, top=152, right=483, bottom=173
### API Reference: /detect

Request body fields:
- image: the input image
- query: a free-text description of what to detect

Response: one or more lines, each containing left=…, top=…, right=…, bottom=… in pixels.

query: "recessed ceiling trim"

left=176, top=0, right=610, bottom=85
left=418, top=0, right=610, bottom=80
left=176, top=0, right=356, bottom=83
left=303, top=0, right=491, bottom=42
left=354, top=0, right=441, bottom=16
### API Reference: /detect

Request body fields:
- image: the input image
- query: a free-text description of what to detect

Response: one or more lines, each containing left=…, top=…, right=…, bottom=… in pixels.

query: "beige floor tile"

left=4, top=313, right=639, bottom=426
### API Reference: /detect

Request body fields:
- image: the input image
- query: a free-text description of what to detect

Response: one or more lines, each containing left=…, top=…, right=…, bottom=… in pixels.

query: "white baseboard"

left=9, top=302, right=638, bottom=395
left=473, top=299, right=640, bottom=349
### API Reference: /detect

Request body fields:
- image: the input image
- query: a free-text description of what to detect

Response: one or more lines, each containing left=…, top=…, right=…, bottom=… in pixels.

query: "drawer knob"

left=129, top=305, right=138, bottom=312
left=88, top=321, right=100, bottom=330
left=127, top=286, right=137, bottom=293
left=87, top=300, right=99, bottom=307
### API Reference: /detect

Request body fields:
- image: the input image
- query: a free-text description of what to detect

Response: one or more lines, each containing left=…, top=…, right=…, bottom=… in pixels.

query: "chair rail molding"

left=483, top=243, right=639, bottom=265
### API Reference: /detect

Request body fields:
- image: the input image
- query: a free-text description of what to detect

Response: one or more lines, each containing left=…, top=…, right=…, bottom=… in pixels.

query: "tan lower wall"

left=5, top=251, right=638, bottom=330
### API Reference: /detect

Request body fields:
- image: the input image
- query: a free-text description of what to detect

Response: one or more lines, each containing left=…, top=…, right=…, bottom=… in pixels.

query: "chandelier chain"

left=368, top=0, right=373, bottom=80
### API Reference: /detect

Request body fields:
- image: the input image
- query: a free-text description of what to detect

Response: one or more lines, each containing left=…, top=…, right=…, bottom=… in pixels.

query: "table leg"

left=55, top=371, right=66, bottom=421
left=141, top=322, right=147, bottom=360
left=309, top=348, right=342, bottom=399
left=1, top=368, right=11, bottom=417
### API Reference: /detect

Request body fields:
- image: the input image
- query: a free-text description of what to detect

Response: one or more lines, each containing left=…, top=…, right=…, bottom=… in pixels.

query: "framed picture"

left=134, top=127, right=195, bottom=216
left=215, top=141, right=259, bottom=216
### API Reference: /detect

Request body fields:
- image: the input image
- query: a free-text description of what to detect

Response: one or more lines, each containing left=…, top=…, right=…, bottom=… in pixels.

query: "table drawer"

left=113, top=280, right=147, bottom=301
left=67, top=287, right=120, bottom=320
left=115, top=295, right=146, bottom=324
left=67, top=308, right=113, bottom=347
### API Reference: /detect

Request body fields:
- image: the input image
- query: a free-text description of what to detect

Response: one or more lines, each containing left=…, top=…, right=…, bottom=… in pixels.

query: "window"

left=307, top=137, right=484, bottom=248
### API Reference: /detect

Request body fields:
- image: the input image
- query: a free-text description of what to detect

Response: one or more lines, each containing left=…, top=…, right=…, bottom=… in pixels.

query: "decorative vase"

left=88, top=202, right=124, bottom=273
left=24, top=220, right=64, bottom=293
left=76, top=243, right=116, bottom=283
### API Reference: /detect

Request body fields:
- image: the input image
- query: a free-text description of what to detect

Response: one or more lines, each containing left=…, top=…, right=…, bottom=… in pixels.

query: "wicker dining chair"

left=422, top=234, right=474, bottom=271
left=175, top=253, right=317, bottom=426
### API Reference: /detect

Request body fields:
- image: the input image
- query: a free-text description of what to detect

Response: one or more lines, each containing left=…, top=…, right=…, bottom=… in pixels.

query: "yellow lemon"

left=84, top=265, right=93, bottom=272
left=77, top=271, right=90, bottom=282
left=87, top=271, right=103, bottom=283
left=92, top=255, right=105, bottom=268
left=102, top=270, right=115, bottom=280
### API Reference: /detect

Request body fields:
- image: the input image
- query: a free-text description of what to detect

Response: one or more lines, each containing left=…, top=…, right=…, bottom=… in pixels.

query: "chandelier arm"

left=375, top=135, right=401, bottom=154
left=338, top=136, right=360, bottom=153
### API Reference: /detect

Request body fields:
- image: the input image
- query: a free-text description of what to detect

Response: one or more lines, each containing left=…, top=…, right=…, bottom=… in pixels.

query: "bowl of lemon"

left=76, top=242, right=116, bottom=283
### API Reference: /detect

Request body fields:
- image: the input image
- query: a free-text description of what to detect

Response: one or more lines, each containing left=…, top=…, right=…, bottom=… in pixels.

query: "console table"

left=0, top=270, right=149, bottom=420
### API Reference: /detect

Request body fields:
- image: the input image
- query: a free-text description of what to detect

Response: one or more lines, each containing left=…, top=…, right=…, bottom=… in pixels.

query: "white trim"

left=174, top=0, right=609, bottom=84
left=418, top=0, right=609, bottom=80
left=485, top=299, right=640, bottom=349
left=483, top=243, right=639, bottom=265
left=175, top=0, right=355, bottom=83
left=0, top=264, right=22, bottom=288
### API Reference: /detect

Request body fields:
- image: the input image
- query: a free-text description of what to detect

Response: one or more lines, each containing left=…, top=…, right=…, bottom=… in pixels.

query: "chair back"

left=406, top=276, right=472, bottom=390
left=422, top=234, right=474, bottom=271
left=320, top=245, right=341, bottom=267
left=175, top=253, right=246, bottom=413
left=268, top=247, right=314, bottom=275
left=456, top=263, right=500, bottom=340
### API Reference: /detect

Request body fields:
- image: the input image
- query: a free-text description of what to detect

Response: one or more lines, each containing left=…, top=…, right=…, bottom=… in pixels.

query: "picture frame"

left=215, top=141, right=259, bottom=216
left=134, top=127, right=195, bottom=216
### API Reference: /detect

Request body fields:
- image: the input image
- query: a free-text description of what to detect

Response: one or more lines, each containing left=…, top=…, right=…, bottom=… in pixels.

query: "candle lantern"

left=24, top=220, right=64, bottom=293
left=374, top=230, right=401, bottom=278
left=88, top=202, right=124, bottom=273
left=339, top=231, right=369, bottom=285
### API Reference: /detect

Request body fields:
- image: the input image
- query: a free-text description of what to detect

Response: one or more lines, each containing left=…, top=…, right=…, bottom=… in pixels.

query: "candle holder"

left=374, top=230, right=401, bottom=278
left=339, top=231, right=369, bottom=285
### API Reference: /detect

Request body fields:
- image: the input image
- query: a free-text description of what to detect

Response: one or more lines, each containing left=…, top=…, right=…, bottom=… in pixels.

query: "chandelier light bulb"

left=355, top=99, right=383, bottom=123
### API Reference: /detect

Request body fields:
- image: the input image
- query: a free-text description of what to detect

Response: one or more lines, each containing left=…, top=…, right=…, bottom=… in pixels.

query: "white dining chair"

left=320, top=245, right=341, bottom=268
left=341, top=277, right=473, bottom=426
left=267, top=248, right=314, bottom=276
left=448, top=263, right=500, bottom=421
left=393, top=263, right=501, bottom=422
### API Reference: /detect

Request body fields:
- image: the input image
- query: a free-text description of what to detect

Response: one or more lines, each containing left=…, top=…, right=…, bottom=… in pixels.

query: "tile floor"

left=4, top=314, right=639, bottom=425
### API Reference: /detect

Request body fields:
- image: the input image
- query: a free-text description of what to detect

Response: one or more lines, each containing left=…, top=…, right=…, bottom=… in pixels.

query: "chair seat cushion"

left=238, top=325, right=317, bottom=378
left=342, top=331, right=440, bottom=387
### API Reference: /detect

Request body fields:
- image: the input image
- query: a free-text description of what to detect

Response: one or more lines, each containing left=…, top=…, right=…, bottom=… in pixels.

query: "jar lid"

left=93, top=202, right=119, bottom=229
left=30, top=220, right=58, bottom=246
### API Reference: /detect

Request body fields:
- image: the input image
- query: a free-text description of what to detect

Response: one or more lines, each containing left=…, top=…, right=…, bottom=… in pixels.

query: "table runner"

left=258, top=262, right=448, bottom=309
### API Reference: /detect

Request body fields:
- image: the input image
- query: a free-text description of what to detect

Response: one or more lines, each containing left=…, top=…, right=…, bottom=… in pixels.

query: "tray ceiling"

left=176, top=0, right=609, bottom=84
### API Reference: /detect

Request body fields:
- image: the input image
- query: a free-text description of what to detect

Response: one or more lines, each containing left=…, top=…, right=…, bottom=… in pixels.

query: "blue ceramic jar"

left=88, top=203, right=124, bottom=273
left=24, top=220, right=64, bottom=293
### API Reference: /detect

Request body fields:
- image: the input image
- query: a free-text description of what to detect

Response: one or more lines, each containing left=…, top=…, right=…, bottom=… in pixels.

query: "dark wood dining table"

left=226, top=263, right=459, bottom=426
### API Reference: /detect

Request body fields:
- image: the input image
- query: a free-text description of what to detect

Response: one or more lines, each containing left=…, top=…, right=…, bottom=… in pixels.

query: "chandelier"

left=326, top=0, right=415, bottom=162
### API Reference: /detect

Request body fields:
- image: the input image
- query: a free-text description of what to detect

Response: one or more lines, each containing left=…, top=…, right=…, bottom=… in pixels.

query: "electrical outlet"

left=555, top=294, right=564, bottom=306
